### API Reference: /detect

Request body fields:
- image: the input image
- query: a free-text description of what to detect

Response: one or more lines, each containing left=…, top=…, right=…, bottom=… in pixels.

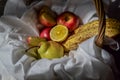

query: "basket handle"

left=93, top=0, right=106, bottom=47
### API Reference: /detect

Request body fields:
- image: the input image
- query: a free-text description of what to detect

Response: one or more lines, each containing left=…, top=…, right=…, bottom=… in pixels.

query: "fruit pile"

left=38, top=5, right=82, bottom=41
left=25, top=5, right=120, bottom=60
left=25, top=5, right=82, bottom=59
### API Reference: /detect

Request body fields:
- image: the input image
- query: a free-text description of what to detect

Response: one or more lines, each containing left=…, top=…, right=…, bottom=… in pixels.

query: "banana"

left=62, top=18, right=120, bottom=51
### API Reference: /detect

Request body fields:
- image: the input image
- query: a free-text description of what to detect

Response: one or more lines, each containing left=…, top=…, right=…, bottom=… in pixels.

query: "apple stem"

left=64, top=16, right=69, bottom=21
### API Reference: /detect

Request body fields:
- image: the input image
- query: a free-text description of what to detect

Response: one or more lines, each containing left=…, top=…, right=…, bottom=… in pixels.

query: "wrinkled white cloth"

left=4, top=0, right=111, bottom=23
left=0, top=16, right=115, bottom=80
left=4, top=0, right=97, bottom=24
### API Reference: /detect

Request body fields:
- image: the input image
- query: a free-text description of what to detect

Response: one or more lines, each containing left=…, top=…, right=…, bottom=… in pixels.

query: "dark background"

left=0, top=0, right=7, bottom=16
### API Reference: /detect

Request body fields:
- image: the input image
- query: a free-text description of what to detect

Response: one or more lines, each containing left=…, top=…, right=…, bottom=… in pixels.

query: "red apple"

left=38, top=6, right=57, bottom=27
left=39, top=12, right=56, bottom=27
left=40, top=28, right=51, bottom=40
left=26, top=36, right=32, bottom=44
left=57, top=11, right=82, bottom=32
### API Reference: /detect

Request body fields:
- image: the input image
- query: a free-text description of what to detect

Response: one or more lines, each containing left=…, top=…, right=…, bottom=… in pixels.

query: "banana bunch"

left=62, top=18, right=120, bottom=51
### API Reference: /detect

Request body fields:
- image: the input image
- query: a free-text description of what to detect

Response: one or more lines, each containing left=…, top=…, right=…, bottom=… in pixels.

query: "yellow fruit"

left=50, top=25, right=69, bottom=42
left=38, top=41, right=64, bottom=59
left=63, top=18, right=120, bottom=51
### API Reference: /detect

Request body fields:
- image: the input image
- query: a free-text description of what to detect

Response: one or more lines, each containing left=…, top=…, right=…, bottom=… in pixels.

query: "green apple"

left=38, top=41, right=64, bottom=59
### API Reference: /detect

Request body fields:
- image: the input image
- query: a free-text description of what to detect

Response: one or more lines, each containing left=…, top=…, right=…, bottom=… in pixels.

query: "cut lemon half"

left=50, top=25, right=68, bottom=42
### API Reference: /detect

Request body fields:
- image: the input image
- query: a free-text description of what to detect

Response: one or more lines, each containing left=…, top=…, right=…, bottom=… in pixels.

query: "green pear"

left=25, top=46, right=40, bottom=59
left=27, top=36, right=46, bottom=47
left=38, top=41, right=64, bottom=59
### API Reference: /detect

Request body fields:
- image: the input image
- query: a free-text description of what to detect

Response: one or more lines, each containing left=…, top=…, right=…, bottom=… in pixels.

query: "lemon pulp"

left=50, top=25, right=68, bottom=42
